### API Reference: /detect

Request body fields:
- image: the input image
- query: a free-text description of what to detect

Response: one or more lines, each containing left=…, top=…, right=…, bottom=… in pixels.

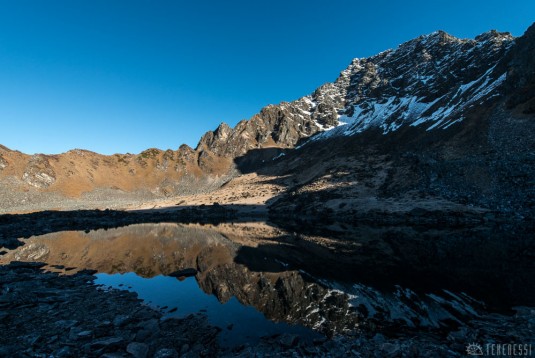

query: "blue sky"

left=0, top=1, right=533, bottom=155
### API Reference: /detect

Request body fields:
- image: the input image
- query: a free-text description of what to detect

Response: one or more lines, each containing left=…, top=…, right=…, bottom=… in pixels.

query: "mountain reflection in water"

left=1, top=221, right=533, bottom=345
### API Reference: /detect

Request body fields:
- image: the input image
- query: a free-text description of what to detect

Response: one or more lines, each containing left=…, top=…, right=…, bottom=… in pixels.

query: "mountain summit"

left=1, top=24, right=534, bottom=216
left=197, top=29, right=514, bottom=157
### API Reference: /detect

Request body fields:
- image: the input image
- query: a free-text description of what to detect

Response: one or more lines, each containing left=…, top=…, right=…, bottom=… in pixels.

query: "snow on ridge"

left=305, top=68, right=505, bottom=145
left=281, top=26, right=513, bottom=150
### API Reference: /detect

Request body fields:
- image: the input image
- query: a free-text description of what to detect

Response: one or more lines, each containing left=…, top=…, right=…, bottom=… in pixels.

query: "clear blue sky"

left=0, top=1, right=533, bottom=155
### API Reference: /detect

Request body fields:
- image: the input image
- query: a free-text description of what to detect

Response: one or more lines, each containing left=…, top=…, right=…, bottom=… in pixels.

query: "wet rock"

left=0, top=263, right=222, bottom=357
left=447, top=327, right=469, bottom=342
left=126, top=342, right=149, bottom=358
left=303, top=345, right=319, bottom=355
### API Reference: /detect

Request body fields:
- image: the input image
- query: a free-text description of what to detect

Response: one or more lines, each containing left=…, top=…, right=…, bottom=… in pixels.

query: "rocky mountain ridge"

left=1, top=23, right=534, bottom=215
left=197, top=28, right=515, bottom=156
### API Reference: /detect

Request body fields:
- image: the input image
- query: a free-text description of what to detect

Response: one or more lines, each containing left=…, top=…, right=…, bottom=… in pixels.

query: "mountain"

left=264, top=25, right=535, bottom=220
left=0, top=23, right=533, bottom=217
left=198, top=29, right=513, bottom=156
left=0, top=145, right=235, bottom=212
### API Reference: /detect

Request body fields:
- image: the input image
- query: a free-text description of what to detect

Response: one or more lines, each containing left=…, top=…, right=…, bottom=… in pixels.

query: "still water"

left=2, top=221, right=533, bottom=346
left=96, top=273, right=317, bottom=346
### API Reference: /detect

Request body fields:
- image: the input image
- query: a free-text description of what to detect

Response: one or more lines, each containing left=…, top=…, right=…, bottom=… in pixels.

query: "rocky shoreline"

left=0, top=262, right=220, bottom=357
left=1, top=261, right=533, bottom=357
left=0, top=207, right=245, bottom=253
left=2, top=204, right=527, bottom=253
left=1, top=208, right=534, bottom=357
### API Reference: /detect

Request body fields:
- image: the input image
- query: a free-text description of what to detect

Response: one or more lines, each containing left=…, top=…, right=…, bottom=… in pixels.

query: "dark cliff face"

left=505, top=23, right=535, bottom=112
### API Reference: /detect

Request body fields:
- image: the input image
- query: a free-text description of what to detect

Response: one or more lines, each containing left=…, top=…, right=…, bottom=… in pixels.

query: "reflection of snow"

left=316, top=279, right=482, bottom=329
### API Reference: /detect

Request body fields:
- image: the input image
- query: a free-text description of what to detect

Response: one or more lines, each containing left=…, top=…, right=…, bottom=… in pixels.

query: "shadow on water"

left=0, top=205, right=266, bottom=251
left=234, top=223, right=535, bottom=311
left=1, top=209, right=534, bottom=311
left=0, top=209, right=534, bottom=344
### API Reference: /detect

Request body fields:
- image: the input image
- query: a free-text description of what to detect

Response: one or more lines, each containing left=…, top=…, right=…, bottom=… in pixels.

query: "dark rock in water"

left=127, top=342, right=149, bottom=358
left=169, top=268, right=197, bottom=278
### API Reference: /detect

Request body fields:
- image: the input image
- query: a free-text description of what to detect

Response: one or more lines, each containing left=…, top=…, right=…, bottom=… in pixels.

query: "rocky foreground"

left=0, top=262, right=220, bottom=358
left=1, top=248, right=533, bottom=357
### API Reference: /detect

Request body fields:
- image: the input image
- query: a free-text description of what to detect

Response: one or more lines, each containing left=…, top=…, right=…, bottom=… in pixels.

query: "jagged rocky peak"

left=197, top=99, right=322, bottom=157
left=178, top=143, right=194, bottom=154
left=214, top=122, right=232, bottom=140
left=308, top=28, right=516, bottom=141
left=475, top=29, right=514, bottom=43
left=198, top=27, right=521, bottom=158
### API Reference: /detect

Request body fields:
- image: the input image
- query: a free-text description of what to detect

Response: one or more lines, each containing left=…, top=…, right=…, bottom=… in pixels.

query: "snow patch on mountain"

left=289, top=29, right=513, bottom=147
